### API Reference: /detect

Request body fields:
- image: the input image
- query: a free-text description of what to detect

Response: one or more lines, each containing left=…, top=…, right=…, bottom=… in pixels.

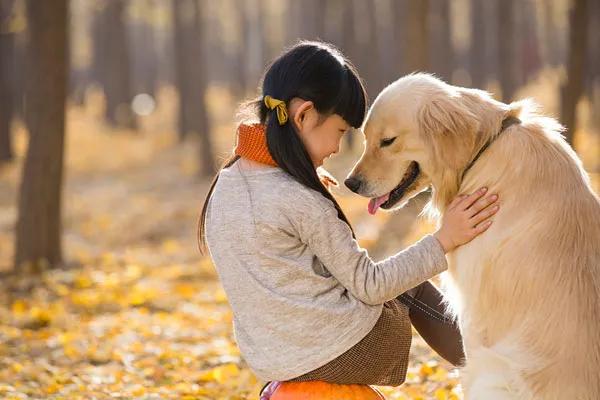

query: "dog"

left=345, top=73, right=600, bottom=399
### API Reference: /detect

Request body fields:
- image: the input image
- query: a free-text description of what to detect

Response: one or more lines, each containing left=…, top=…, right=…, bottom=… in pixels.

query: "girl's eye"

left=380, top=137, right=397, bottom=147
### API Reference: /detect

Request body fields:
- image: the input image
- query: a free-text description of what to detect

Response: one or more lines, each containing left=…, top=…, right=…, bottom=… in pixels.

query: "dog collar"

left=461, top=116, right=521, bottom=181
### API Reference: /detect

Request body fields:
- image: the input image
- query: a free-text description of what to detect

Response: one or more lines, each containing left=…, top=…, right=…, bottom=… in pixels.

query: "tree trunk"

left=560, top=0, right=588, bottom=145
left=234, top=0, right=249, bottom=95
left=0, top=0, right=15, bottom=162
left=519, top=0, right=541, bottom=83
left=365, top=0, right=384, bottom=94
left=497, top=0, right=518, bottom=102
left=130, top=8, right=158, bottom=98
left=405, top=0, right=429, bottom=73
left=392, top=0, right=409, bottom=76
left=173, top=0, right=199, bottom=141
left=585, top=0, right=599, bottom=130
left=15, top=0, right=68, bottom=271
left=541, top=0, right=562, bottom=67
left=94, top=1, right=137, bottom=129
left=172, top=0, right=214, bottom=176
left=470, top=0, right=486, bottom=87
left=429, top=0, right=452, bottom=83
left=194, top=0, right=215, bottom=177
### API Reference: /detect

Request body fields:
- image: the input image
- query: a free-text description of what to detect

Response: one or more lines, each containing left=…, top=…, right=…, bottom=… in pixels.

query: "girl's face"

left=289, top=98, right=351, bottom=167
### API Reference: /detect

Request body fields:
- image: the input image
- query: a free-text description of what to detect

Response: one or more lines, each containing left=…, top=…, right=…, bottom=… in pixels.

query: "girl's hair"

left=198, top=41, right=368, bottom=254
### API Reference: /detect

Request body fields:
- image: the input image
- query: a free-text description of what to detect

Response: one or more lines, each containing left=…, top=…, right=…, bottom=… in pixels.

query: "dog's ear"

left=418, top=96, right=480, bottom=170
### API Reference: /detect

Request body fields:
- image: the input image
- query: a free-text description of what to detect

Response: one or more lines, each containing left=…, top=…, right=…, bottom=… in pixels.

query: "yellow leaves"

left=130, top=385, right=146, bottom=397
left=74, top=272, right=93, bottom=288
left=11, top=300, right=27, bottom=314
left=198, top=363, right=240, bottom=384
left=175, top=283, right=197, bottom=299
left=11, top=363, right=24, bottom=373
left=70, top=289, right=103, bottom=309
left=10, top=299, right=60, bottom=329
left=419, top=361, right=437, bottom=377
left=28, top=306, right=52, bottom=327
left=418, top=360, right=451, bottom=382
left=430, top=367, right=449, bottom=382
left=64, top=344, right=79, bottom=359
left=434, top=387, right=461, bottom=400
left=161, top=239, right=182, bottom=254
left=124, top=263, right=143, bottom=280
left=44, top=382, right=60, bottom=394
left=130, top=341, right=145, bottom=353
left=0, top=189, right=458, bottom=400
left=0, top=385, right=16, bottom=394
left=54, top=283, right=70, bottom=296
left=214, top=287, right=228, bottom=303
left=126, top=287, right=151, bottom=306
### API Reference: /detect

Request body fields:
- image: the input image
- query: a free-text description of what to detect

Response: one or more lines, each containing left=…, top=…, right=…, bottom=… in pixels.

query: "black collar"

left=461, top=116, right=521, bottom=181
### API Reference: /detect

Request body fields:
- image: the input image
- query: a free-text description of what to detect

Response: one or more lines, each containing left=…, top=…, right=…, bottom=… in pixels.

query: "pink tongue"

left=368, top=193, right=390, bottom=215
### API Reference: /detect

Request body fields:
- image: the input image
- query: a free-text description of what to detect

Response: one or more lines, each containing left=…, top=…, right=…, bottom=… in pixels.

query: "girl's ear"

left=291, top=100, right=315, bottom=132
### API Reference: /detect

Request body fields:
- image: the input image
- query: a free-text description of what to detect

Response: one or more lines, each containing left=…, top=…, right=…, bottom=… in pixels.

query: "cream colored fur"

left=348, top=73, right=600, bottom=399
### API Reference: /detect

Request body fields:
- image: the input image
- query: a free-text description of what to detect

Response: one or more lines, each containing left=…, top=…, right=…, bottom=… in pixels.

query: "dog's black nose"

left=344, top=177, right=362, bottom=193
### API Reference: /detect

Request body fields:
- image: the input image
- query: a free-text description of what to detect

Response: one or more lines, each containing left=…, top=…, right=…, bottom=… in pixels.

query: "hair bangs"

left=333, top=66, right=368, bottom=129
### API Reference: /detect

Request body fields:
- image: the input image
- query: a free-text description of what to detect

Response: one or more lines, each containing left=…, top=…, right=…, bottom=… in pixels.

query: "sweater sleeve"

left=296, top=199, right=448, bottom=306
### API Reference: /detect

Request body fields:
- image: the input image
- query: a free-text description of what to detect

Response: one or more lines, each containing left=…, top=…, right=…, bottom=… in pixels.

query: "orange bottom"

left=270, top=380, right=386, bottom=400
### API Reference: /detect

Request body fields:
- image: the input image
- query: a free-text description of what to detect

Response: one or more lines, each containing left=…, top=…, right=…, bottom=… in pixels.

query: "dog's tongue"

left=368, top=193, right=390, bottom=215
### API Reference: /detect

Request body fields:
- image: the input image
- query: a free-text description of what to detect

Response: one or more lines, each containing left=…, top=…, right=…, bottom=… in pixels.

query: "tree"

left=470, top=0, right=486, bottom=87
left=586, top=0, right=600, bottom=130
left=429, top=0, right=453, bottom=83
left=540, top=0, right=562, bottom=67
left=497, top=0, right=518, bottom=102
left=130, top=3, right=159, bottom=98
left=404, top=0, right=429, bottom=73
left=560, top=0, right=588, bottom=145
left=15, top=0, right=68, bottom=270
left=0, top=0, right=16, bottom=163
left=92, top=1, right=137, bottom=129
left=172, top=0, right=214, bottom=176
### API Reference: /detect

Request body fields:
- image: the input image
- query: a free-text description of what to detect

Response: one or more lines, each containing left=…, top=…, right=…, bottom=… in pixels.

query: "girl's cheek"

left=334, top=137, right=343, bottom=154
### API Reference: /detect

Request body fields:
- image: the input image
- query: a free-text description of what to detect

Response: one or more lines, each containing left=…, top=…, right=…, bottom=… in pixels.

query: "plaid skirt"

left=287, top=298, right=412, bottom=386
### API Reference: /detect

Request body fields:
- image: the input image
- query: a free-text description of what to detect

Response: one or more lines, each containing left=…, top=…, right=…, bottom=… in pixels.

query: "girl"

left=198, top=41, right=499, bottom=397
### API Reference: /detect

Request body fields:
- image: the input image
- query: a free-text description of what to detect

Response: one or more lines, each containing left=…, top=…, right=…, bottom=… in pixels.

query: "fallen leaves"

left=0, top=252, right=264, bottom=399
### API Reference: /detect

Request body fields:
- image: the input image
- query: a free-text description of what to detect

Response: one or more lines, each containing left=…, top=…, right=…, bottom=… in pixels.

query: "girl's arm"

left=297, top=187, right=498, bottom=305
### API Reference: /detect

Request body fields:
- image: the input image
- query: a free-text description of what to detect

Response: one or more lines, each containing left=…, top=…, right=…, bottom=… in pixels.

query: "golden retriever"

left=345, top=73, right=600, bottom=399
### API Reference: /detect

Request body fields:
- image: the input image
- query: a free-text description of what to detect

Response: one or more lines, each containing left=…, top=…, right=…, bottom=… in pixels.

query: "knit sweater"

left=204, top=158, right=448, bottom=381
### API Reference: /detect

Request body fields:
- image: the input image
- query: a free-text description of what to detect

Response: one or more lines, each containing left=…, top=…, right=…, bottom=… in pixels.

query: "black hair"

left=198, top=41, right=368, bottom=254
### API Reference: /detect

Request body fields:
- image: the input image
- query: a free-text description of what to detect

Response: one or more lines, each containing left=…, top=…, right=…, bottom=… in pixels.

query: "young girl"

left=198, top=41, right=499, bottom=397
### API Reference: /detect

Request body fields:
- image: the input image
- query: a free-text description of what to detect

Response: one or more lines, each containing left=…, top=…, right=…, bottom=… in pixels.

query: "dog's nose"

left=344, top=177, right=362, bottom=193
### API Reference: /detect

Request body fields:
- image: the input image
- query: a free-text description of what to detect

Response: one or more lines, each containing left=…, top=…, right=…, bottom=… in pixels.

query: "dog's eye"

left=380, top=137, right=397, bottom=148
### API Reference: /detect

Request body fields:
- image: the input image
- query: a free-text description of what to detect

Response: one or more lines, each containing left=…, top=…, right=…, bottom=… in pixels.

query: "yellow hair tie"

left=263, top=95, right=288, bottom=125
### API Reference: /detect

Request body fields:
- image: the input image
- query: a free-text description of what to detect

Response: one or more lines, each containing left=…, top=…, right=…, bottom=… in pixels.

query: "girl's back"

left=206, top=158, right=384, bottom=381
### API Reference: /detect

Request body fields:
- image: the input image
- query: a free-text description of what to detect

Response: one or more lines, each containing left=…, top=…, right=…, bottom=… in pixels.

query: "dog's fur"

left=347, top=74, right=600, bottom=399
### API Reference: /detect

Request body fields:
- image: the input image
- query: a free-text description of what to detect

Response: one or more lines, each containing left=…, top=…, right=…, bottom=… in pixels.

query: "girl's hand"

left=434, top=187, right=499, bottom=253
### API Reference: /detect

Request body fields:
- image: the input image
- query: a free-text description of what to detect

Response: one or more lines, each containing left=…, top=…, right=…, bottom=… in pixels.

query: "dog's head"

left=345, top=73, right=483, bottom=214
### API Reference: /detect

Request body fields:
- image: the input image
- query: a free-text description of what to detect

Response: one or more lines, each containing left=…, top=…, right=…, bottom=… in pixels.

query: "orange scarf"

left=234, top=123, right=278, bottom=167
left=234, top=123, right=337, bottom=188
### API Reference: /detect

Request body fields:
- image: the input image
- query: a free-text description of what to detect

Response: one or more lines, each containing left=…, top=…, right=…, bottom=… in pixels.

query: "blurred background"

left=0, top=0, right=598, bottom=399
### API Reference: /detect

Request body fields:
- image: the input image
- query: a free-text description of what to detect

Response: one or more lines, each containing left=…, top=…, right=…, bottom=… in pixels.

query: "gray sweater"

left=205, top=159, right=448, bottom=381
